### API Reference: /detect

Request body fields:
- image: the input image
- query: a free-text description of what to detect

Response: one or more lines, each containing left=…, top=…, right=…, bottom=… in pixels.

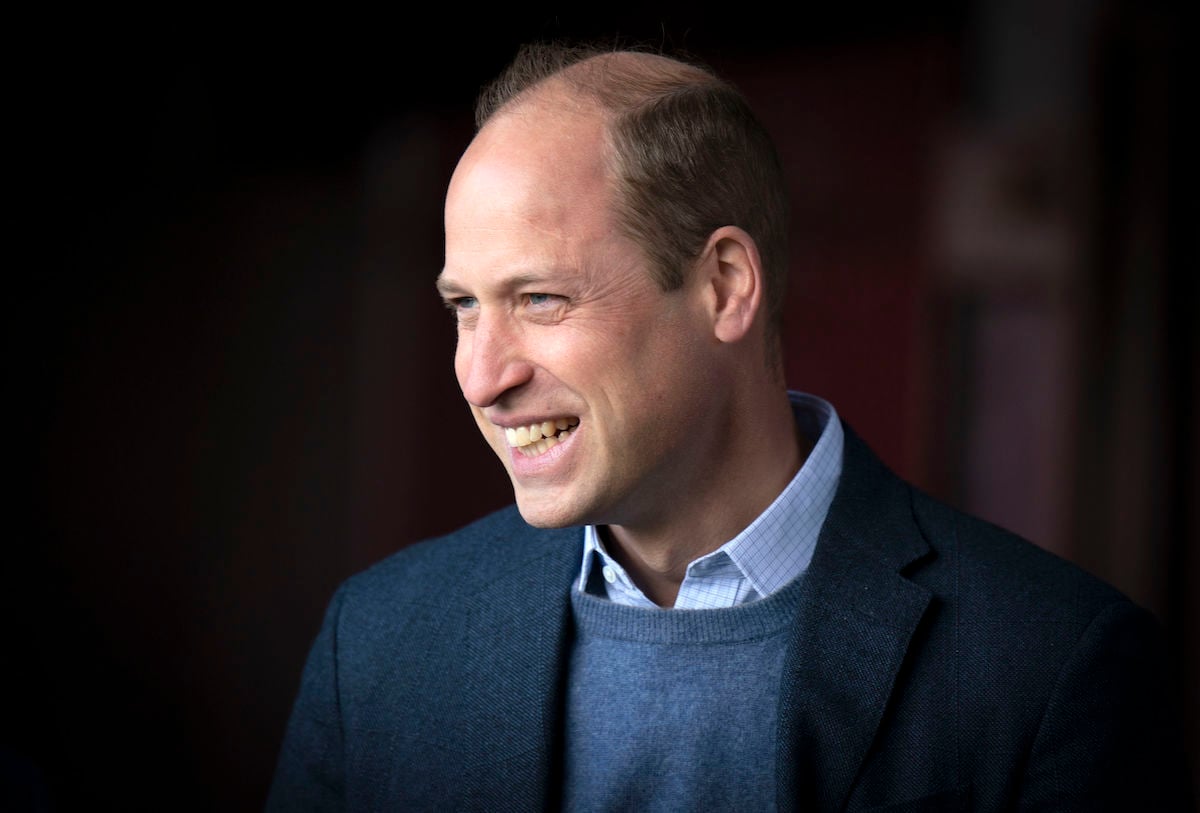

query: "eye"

left=443, top=296, right=479, bottom=327
left=521, top=293, right=568, bottom=323
left=445, top=296, right=478, bottom=312
left=525, top=293, right=562, bottom=307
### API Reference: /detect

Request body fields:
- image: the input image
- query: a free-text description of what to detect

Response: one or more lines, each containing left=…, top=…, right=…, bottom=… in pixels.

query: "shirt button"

left=602, top=565, right=617, bottom=583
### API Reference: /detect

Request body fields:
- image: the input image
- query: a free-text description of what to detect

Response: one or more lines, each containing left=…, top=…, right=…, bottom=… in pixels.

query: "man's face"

left=439, top=99, right=724, bottom=530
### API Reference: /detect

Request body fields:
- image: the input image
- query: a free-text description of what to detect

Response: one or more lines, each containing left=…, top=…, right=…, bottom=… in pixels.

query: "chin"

left=514, top=503, right=575, bottom=529
left=513, top=491, right=587, bottom=529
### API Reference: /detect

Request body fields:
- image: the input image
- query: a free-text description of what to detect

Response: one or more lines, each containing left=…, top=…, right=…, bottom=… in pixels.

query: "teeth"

left=517, top=433, right=563, bottom=458
left=504, top=418, right=579, bottom=451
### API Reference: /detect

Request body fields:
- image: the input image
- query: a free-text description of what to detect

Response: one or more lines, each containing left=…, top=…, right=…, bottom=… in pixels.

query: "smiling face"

left=439, top=95, right=728, bottom=531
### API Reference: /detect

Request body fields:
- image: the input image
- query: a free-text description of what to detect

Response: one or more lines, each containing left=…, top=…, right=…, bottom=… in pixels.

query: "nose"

left=456, top=310, right=534, bottom=408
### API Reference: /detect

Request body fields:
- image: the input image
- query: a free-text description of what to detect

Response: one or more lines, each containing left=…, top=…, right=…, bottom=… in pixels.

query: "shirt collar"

left=578, top=391, right=843, bottom=608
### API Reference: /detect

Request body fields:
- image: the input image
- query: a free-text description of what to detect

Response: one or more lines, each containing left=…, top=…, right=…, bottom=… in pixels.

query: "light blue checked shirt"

left=579, top=391, right=843, bottom=609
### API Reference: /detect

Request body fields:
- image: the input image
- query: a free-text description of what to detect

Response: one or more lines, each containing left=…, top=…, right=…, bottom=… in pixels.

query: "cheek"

left=639, top=320, right=719, bottom=404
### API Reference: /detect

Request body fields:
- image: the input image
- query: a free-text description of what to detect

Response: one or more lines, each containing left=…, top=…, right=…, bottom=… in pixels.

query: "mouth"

left=504, top=417, right=580, bottom=458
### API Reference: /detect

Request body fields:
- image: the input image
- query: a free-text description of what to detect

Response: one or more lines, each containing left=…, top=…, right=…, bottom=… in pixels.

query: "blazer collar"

left=776, top=422, right=934, bottom=812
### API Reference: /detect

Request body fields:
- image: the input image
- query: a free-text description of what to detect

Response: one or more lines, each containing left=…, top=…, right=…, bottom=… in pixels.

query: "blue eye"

left=443, top=296, right=478, bottom=324
left=527, top=293, right=552, bottom=305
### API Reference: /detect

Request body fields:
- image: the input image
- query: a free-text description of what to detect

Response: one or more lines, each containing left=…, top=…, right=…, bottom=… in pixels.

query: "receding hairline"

left=470, top=41, right=792, bottom=368
left=478, top=48, right=722, bottom=129
left=561, top=50, right=718, bottom=102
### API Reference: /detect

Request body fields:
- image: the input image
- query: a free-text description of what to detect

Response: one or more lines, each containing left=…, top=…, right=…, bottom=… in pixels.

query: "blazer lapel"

left=454, top=521, right=581, bottom=811
left=777, top=425, right=933, bottom=812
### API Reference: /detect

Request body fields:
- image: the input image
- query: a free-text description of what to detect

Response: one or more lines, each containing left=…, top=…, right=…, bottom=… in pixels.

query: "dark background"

left=9, top=5, right=1194, bottom=810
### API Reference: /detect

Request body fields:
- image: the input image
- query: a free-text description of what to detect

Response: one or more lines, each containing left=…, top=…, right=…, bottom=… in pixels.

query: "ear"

left=697, top=226, right=764, bottom=344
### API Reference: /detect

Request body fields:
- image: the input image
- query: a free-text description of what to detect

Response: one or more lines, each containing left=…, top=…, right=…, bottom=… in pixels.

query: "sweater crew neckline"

left=570, top=569, right=809, bottom=645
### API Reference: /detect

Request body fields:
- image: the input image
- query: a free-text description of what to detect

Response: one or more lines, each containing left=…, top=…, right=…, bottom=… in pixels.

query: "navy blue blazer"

left=268, top=425, right=1191, bottom=811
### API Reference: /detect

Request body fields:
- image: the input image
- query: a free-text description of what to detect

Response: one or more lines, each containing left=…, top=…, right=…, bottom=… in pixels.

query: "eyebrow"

left=435, top=273, right=464, bottom=298
left=435, top=270, right=570, bottom=299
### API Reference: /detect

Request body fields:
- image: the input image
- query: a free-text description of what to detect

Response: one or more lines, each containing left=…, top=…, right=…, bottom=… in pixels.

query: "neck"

left=602, top=388, right=808, bottom=607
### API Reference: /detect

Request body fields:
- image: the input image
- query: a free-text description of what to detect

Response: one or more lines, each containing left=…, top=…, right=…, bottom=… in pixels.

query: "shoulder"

left=834, top=423, right=1134, bottom=623
left=335, top=504, right=582, bottom=615
left=905, top=493, right=1191, bottom=805
left=306, top=506, right=580, bottom=680
left=351, top=505, right=527, bottom=592
left=902, top=482, right=1175, bottom=734
left=907, top=485, right=1130, bottom=623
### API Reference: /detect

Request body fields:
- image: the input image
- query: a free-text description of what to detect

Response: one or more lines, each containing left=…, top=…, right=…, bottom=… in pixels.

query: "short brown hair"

left=476, top=42, right=790, bottom=346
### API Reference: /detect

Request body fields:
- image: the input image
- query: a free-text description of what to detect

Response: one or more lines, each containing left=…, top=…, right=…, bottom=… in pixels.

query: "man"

left=269, top=44, right=1191, bottom=811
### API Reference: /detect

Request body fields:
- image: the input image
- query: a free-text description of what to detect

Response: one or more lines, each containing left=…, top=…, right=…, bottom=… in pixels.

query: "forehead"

left=443, top=96, right=621, bottom=283
left=449, top=90, right=617, bottom=222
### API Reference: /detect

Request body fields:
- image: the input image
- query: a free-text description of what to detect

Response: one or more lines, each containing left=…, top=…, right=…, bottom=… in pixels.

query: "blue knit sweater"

left=564, top=572, right=809, bottom=811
